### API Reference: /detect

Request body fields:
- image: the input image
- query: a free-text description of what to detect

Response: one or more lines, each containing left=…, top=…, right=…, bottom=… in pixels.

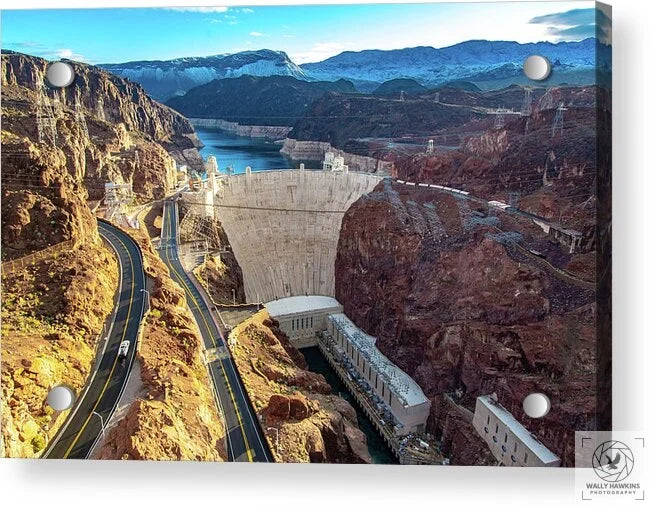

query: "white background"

left=0, top=0, right=648, bottom=505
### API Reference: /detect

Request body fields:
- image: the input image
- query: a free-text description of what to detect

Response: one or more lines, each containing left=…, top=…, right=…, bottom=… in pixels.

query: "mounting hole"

left=522, top=392, right=551, bottom=418
left=46, top=385, right=75, bottom=411
left=523, top=55, right=551, bottom=81
left=46, top=61, right=75, bottom=88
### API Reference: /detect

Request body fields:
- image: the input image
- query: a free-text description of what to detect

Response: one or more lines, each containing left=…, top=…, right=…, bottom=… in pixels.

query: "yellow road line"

left=63, top=226, right=136, bottom=458
left=163, top=202, right=254, bottom=462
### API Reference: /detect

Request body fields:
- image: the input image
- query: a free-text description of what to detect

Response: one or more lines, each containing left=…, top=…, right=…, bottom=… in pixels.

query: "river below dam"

left=195, top=126, right=319, bottom=173
left=301, top=346, right=398, bottom=464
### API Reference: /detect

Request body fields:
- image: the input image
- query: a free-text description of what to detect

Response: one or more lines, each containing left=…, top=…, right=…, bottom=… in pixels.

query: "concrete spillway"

left=213, top=170, right=382, bottom=303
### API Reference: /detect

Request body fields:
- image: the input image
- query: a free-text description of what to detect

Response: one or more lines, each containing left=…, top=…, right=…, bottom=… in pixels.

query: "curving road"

left=160, top=199, right=272, bottom=462
left=44, top=220, right=146, bottom=459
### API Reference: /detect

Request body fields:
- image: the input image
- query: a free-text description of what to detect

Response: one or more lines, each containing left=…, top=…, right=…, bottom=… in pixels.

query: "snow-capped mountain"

left=101, top=39, right=610, bottom=101
left=101, top=49, right=309, bottom=101
left=302, top=38, right=606, bottom=91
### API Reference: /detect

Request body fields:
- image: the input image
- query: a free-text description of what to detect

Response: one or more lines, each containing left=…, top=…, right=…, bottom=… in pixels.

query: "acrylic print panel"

left=0, top=2, right=611, bottom=465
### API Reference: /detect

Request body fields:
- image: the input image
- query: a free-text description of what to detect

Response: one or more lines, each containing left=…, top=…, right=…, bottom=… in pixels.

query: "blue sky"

left=1, top=2, right=600, bottom=64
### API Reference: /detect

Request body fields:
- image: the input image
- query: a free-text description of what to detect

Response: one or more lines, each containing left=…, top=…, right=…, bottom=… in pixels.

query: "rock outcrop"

left=1, top=51, right=203, bottom=203
left=335, top=180, right=597, bottom=465
left=229, top=310, right=372, bottom=463
left=194, top=253, right=245, bottom=305
left=1, top=244, right=118, bottom=457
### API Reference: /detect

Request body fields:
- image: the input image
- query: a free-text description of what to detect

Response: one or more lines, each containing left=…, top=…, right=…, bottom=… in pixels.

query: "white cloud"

left=5, top=42, right=86, bottom=62
left=238, top=8, right=254, bottom=14
left=249, top=31, right=264, bottom=37
left=164, top=7, right=228, bottom=13
left=283, top=34, right=297, bottom=39
left=291, top=42, right=346, bottom=64
left=56, top=48, right=86, bottom=61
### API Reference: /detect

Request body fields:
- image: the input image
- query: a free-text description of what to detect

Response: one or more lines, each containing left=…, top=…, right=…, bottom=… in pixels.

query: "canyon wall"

left=334, top=180, right=597, bottom=466
left=1, top=52, right=223, bottom=459
left=2, top=52, right=203, bottom=202
left=189, top=118, right=291, bottom=140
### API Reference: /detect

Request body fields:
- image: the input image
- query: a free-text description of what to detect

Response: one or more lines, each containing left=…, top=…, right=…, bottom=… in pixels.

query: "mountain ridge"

left=166, top=74, right=356, bottom=127
left=101, top=49, right=309, bottom=101
left=100, top=37, right=609, bottom=100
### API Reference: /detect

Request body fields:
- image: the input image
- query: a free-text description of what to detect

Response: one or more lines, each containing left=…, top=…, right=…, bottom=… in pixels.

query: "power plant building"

left=266, top=295, right=343, bottom=348
left=472, top=395, right=561, bottom=467
left=325, top=313, right=431, bottom=436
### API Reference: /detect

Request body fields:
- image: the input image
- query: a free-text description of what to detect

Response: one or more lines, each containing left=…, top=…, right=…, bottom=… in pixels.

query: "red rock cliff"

left=335, top=180, right=597, bottom=465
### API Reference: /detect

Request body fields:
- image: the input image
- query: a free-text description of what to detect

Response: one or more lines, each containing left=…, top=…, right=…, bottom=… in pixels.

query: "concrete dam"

left=213, top=170, right=382, bottom=303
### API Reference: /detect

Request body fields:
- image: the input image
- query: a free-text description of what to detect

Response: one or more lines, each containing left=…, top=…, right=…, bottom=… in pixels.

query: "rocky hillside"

left=302, top=38, right=606, bottom=90
left=229, top=311, right=371, bottom=463
left=1, top=244, right=118, bottom=457
left=1, top=52, right=223, bottom=460
left=390, top=85, right=602, bottom=235
left=1, top=51, right=205, bottom=258
left=335, top=180, right=598, bottom=465
left=167, top=75, right=355, bottom=127
left=288, top=91, right=481, bottom=150
left=102, top=50, right=309, bottom=101
left=2, top=51, right=202, bottom=199
left=372, top=78, right=428, bottom=97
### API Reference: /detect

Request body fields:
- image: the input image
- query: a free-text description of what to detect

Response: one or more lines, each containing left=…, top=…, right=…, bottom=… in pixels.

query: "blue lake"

left=195, top=126, right=319, bottom=174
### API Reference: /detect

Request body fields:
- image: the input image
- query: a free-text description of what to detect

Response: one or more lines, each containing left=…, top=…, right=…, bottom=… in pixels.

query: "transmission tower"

left=508, top=191, right=521, bottom=208
left=134, top=149, right=140, bottom=167
left=51, top=90, right=64, bottom=118
left=537, top=87, right=557, bottom=111
left=494, top=108, right=506, bottom=128
left=96, top=96, right=106, bottom=121
left=434, top=92, right=440, bottom=103
left=425, top=139, right=435, bottom=154
left=179, top=209, right=222, bottom=250
left=521, top=86, right=533, bottom=115
left=399, top=90, right=405, bottom=101
left=552, top=102, right=568, bottom=138
left=74, top=92, right=89, bottom=138
left=453, top=194, right=473, bottom=230
left=104, top=182, right=133, bottom=221
left=35, top=74, right=58, bottom=147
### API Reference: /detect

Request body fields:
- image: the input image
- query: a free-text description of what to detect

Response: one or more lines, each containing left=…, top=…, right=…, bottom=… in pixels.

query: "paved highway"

left=160, top=199, right=272, bottom=462
left=44, top=220, right=146, bottom=459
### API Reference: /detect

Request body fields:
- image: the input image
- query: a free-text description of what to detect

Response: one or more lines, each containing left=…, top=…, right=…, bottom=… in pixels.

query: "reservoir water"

left=195, top=126, right=318, bottom=174
left=301, top=346, right=398, bottom=464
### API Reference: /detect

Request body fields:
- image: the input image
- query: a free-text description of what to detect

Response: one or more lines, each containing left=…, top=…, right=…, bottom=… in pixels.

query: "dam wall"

left=212, top=170, right=382, bottom=303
